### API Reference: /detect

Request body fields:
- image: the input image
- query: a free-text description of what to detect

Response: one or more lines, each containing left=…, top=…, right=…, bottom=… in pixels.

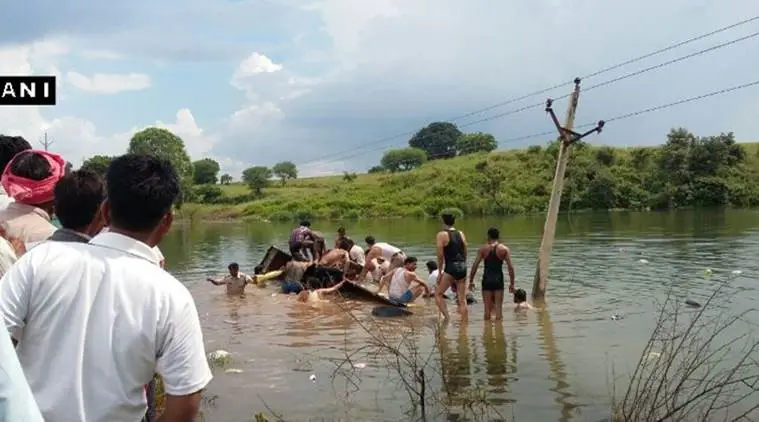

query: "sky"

left=1, top=0, right=758, bottom=179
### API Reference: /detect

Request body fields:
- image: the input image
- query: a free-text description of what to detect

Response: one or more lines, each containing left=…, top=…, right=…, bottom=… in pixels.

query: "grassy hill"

left=182, top=138, right=759, bottom=222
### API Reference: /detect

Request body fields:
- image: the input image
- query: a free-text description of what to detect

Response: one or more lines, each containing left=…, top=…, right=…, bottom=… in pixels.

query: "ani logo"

left=0, top=76, right=56, bottom=106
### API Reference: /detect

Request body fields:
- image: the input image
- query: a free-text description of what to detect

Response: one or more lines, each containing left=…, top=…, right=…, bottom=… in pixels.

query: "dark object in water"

left=372, top=306, right=414, bottom=317
left=258, top=245, right=407, bottom=308
left=465, top=293, right=476, bottom=305
left=685, top=299, right=702, bottom=308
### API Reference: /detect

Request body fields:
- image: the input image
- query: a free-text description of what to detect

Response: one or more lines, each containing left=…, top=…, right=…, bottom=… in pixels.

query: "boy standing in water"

left=207, top=262, right=256, bottom=296
left=435, top=213, right=468, bottom=321
left=468, top=228, right=515, bottom=321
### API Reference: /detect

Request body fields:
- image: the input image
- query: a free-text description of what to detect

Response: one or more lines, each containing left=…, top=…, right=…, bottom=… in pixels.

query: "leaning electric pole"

left=39, top=132, right=54, bottom=151
left=532, top=78, right=605, bottom=302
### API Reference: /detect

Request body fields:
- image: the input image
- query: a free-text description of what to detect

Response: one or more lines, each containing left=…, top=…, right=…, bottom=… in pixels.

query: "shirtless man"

left=319, top=247, right=351, bottom=277
left=358, top=236, right=406, bottom=282
left=296, top=280, right=346, bottom=303
left=207, top=262, right=255, bottom=296
left=336, top=237, right=366, bottom=265
left=435, top=213, right=469, bottom=321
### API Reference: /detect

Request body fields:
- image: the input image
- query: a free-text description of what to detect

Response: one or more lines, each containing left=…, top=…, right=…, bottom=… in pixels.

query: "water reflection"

left=439, top=322, right=473, bottom=403
left=537, top=309, right=578, bottom=422
left=482, top=322, right=515, bottom=405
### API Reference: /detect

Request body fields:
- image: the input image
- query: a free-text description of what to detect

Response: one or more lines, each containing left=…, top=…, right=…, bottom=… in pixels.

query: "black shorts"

left=482, top=275, right=505, bottom=292
left=443, top=261, right=467, bottom=281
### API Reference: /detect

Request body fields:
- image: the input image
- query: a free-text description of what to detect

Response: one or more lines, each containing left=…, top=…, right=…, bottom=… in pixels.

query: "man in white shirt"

left=0, top=154, right=212, bottom=422
left=0, top=315, right=44, bottom=421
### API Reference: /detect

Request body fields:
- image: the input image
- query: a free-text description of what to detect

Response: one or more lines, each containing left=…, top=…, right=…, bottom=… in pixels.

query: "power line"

left=495, top=79, right=759, bottom=147
left=301, top=30, right=759, bottom=167
left=297, top=15, right=759, bottom=168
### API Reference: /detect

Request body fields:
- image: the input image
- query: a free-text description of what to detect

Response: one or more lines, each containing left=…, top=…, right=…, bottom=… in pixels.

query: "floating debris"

left=646, top=352, right=661, bottom=360
left=704, top=268, right=712, bottom=277
left=208, top=349, right=232, bottom=366
left=732, top=270, right=743, bottom=275
left=610, top=314, right=624, bottom=321
left=225, top=368, right=243, bottom=374
left=685, top=300, right=701, bottom=308
left=309, top=374, right=317, bottom=382
left=638, top=259, right=649, bottom=264
left=223, top=319, right=239, bottom=325
left=352, top=363, right=367, bottom=369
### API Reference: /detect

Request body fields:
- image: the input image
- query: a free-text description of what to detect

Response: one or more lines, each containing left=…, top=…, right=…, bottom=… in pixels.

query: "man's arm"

left=0, top=325, right=44, bottom=421
left=459, top=231, right=468, bottom=261
left=503, top=246, right=516, bottom=293
left=435, top=232, right=446, bottom=283
left=468, top=246, right=485, bottom=289
left=156, top=290, right=213, bottom=422
left=205, top=277, right=224, bottom=286
left=410, top=274, right=430, bottom=295
left=318, top=280, right=346, bottom=295
left=0, top=251, right=34, bottom=345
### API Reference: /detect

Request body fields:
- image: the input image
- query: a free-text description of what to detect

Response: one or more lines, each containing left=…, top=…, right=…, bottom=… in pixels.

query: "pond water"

left=159, top=209, right=759, bottom=421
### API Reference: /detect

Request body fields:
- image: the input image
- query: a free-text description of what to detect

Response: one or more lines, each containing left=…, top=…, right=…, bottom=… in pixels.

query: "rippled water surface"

left=159, top=210, right=759, bottom=421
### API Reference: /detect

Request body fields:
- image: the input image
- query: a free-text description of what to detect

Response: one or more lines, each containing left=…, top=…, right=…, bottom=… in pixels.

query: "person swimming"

left=295, top=280, right=346, bottom=303
left=513, top=288, right=535, bottom=311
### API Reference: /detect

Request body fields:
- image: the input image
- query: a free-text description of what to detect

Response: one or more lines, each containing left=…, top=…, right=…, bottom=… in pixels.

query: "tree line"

left=80, top=128, right=300, bottom=205
left=370, top=122, right=497, bottom=173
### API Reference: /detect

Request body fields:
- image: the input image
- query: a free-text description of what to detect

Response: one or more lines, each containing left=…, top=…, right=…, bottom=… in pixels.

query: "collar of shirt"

left=49, top=228, right=91, bottom=243
left=89, top=232, right=160, bottom=265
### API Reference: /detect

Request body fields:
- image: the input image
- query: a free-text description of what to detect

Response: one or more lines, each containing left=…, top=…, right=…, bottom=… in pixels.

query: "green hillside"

left=183, top=131, right=759, bottom=222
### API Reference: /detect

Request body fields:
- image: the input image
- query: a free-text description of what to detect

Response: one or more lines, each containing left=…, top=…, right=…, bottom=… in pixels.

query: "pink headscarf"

left=1, top=149, right=66, bottom=205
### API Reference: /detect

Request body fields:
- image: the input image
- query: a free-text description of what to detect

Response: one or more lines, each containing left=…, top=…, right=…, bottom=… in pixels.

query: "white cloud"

left=66, top=71, right=151, bottom=94
left=153, top=108, right=217, bottom=159
left=78, top=49, right=123, bottom=60
left=233, top=52, right=283, bottom=78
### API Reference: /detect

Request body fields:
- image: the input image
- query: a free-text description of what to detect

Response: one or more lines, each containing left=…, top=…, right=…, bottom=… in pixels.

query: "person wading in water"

left=434, top=212, right=469, bottom=321
left=468, top=227, right=515, bottom=321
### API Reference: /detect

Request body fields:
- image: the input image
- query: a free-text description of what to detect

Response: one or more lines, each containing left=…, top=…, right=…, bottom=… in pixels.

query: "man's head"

left=487, top=227, right=499, bottom=241
left=103, top=154, right=180, bottom=247
left=2, top=150, right=67, bottom=214
left=426, top=261, right=437, bottom=272
left=296, top=290, right=309, bottom=302
left=441, top=212, right=455, bottom=227
left=514, top=288, right=527, bottom=303
left=228, top=262, right=240, bottom=276
left=365, top=236, right=376, bottom=247
left=337, top=237, right=354, bottom=251
left=403, top=256, right=418, bottom=271
left=254, top=265, right=264, bottom=275
left=0, top=135, right=31, bottom=175
left=337, top=227, right=345, bottom=236
left=53, top=170, right=106, bottom=236
left=300, top=220, right=311, bottom=228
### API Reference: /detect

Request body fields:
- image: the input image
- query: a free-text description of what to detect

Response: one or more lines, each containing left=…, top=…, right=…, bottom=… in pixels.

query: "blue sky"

left=1, top=0, right=758, bottom=178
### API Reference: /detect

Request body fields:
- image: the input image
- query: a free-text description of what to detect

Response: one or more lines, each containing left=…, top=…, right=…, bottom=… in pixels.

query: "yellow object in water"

left=704, top=268, right=713, bottom=276
left=255, top=270, right=283, bottom=285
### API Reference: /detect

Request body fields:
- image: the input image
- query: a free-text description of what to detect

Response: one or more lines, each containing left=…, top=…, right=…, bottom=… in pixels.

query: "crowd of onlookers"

left=0, top=135, right=212, bottom=422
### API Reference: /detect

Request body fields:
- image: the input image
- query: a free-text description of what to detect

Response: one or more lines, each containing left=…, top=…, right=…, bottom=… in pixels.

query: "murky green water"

left=160, top=209, right=759, bottom=421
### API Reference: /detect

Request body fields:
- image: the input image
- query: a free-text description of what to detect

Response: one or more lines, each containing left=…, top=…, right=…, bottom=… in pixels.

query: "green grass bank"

left=180, top=134, right=759, bottom=222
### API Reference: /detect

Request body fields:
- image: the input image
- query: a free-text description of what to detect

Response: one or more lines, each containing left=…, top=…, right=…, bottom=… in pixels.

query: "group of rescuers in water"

left=207, top=212, right=535, bottom=320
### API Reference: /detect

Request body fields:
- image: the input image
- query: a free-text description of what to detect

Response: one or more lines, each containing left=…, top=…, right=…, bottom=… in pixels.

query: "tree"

left=81, top=155, right=114, bottom=176
left=194, top=184, right=224, bottom=203
left=368, top=166, right=385, bottom=174
left=128, top=127, right=194, bottom=206
left=192, top=158, right=220, bottom=185
left=220, top=174, right=233, bottom=185
left=380, top=147, right=427, bottom=172
left=343, top=171, right=357, bottom=182
left=242, top=166, right=272, bottom=196
left=272, top=161, right=298, bottom=186
left=457, top=132, right=497, bottom=155
left=408, top=122, right=461, bottom=159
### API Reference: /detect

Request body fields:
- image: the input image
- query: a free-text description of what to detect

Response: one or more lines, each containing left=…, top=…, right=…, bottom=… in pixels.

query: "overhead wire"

left=296, top=15, right=759, bottom=167
left=300, top=28, right=759, bottom=167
